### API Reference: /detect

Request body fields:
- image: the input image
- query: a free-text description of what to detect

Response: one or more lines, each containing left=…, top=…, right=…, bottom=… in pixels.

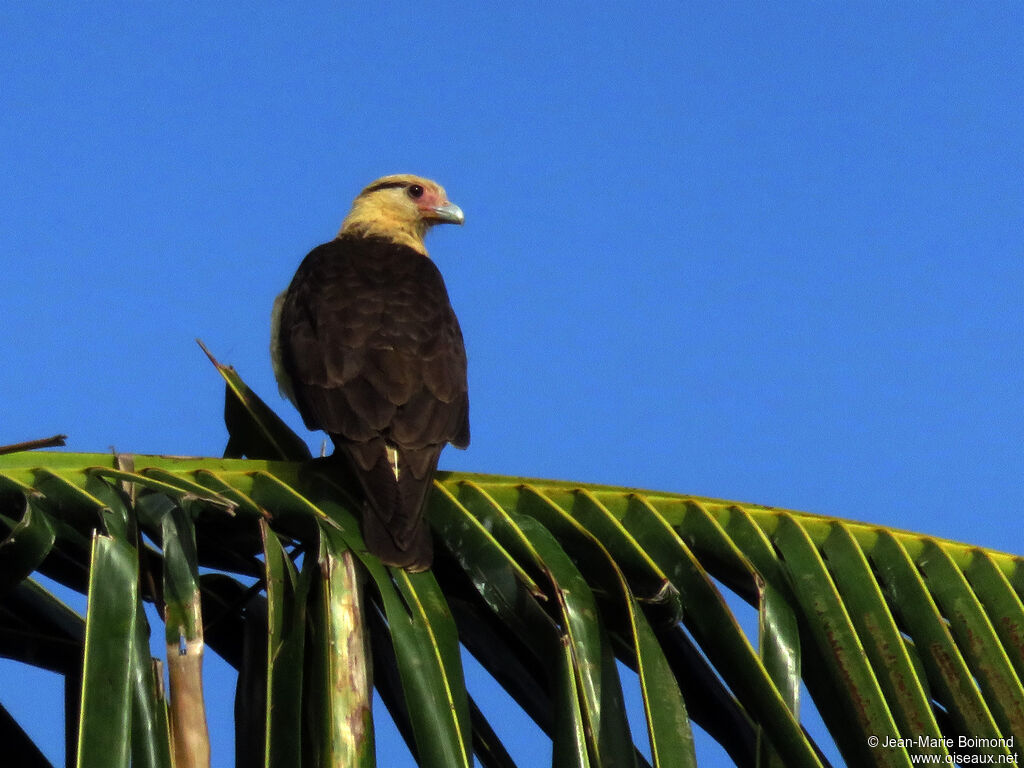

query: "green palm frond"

left=0, top=355, right=1021, bottom=767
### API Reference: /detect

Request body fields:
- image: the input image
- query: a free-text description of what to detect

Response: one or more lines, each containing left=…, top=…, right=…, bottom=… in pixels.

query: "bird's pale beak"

left=429, top=202, right=465, bottom=225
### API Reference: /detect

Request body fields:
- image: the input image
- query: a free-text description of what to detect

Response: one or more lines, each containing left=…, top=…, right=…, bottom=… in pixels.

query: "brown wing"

left=277, top=234, right=469, bottom=450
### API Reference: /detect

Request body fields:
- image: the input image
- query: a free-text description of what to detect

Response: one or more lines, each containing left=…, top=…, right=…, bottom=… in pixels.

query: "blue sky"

left=2, top=3, right=1022, bottom=766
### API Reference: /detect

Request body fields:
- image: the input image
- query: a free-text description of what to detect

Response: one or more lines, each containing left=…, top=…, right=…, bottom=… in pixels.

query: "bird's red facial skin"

left=416, top=185, right=448, bottom=216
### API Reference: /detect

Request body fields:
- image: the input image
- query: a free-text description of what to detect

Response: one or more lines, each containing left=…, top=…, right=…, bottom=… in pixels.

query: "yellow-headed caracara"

left=271, top=175, right=469, bottom=571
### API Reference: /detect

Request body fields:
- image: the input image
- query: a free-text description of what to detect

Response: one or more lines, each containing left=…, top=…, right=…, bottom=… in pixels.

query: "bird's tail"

left=341, top=439, right=439, bottom=572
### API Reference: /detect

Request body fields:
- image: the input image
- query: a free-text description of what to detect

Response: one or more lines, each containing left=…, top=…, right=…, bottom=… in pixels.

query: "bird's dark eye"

left=407, top=184, right=424, bottom=199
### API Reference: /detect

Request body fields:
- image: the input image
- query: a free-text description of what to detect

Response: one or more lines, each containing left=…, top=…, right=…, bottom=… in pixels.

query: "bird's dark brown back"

left=278, top=234, right=469, bottom=450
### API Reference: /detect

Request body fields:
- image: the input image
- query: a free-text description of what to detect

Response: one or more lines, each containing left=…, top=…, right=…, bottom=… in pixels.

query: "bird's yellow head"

left=339, top=174, right=464, bottom=254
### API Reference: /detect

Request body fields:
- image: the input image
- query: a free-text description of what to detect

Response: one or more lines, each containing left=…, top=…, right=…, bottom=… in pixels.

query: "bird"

left=271, top=174, right=469, bottom=571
